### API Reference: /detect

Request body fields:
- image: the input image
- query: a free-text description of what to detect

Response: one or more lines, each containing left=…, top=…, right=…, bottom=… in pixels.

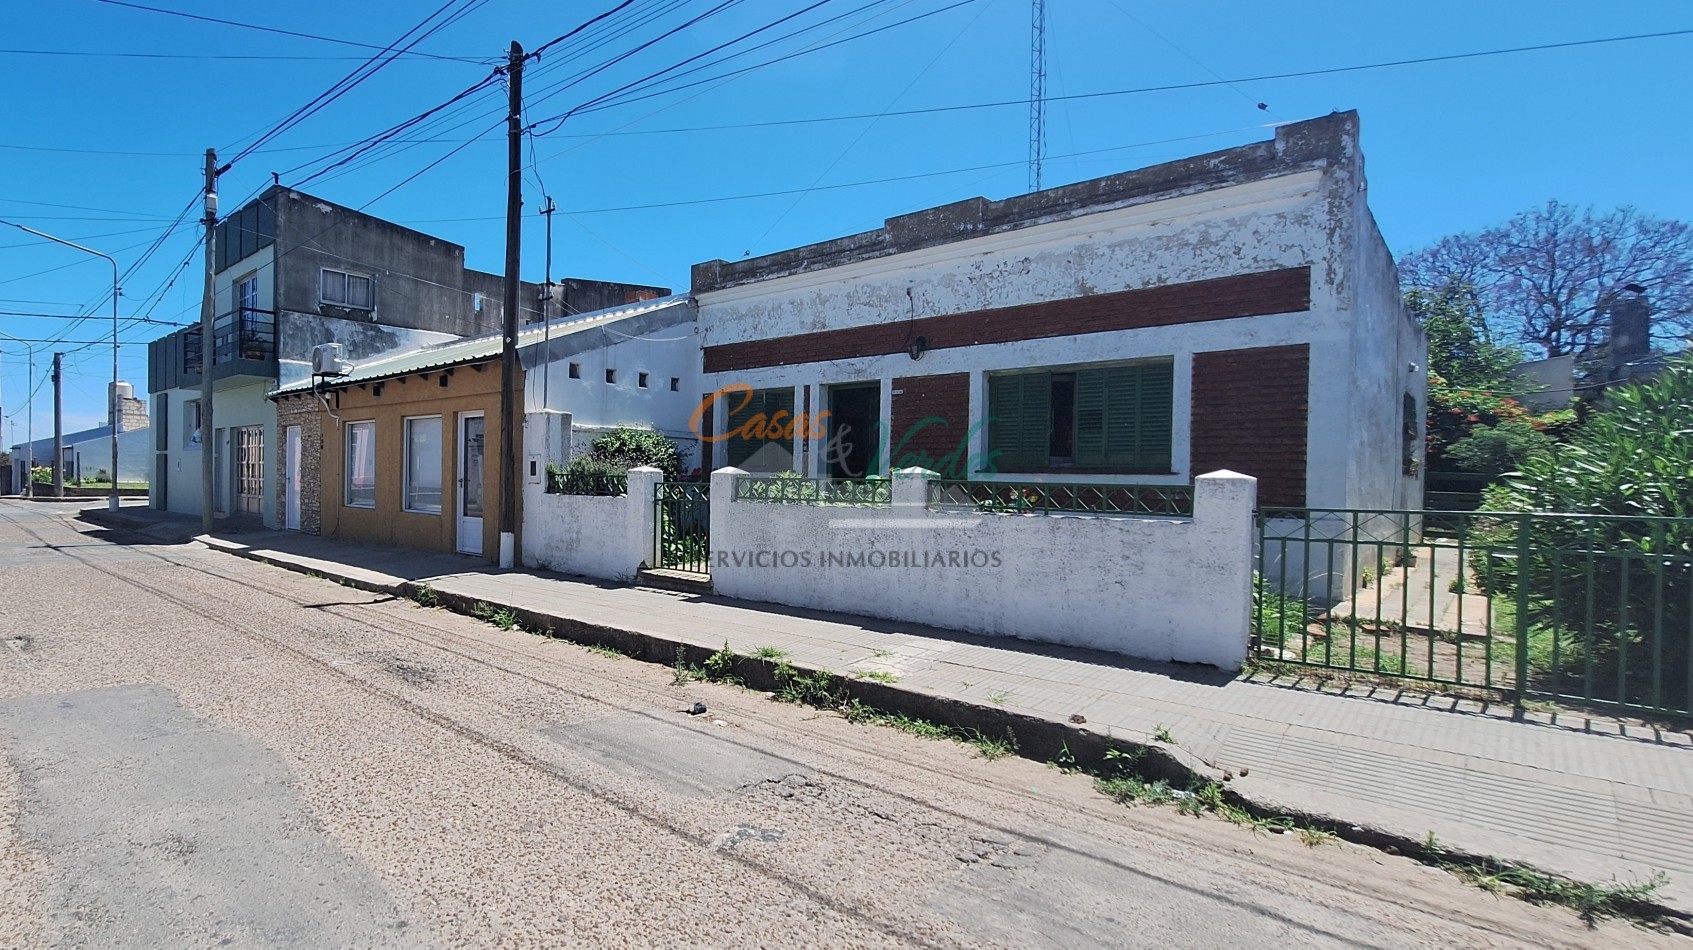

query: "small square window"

left=669, top=377, right=681, bottom=392
left=568, top=362, right=580, bottom=379
left=605, top=368, right=617, bottom=384
left=638, top=372, right=649, bottom=389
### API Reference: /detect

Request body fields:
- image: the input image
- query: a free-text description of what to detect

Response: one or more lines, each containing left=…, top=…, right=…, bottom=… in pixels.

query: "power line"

left=223, top=0, right=486, bottom=169
left=0, top=310, right=188, bottom=326
left=0, top=47, right=470, bottom=61
left=539, top=0, right=982, bottom=126
left=82, top=0, right=491, bottom=63
left=540, top=22, right=1693, bottom=139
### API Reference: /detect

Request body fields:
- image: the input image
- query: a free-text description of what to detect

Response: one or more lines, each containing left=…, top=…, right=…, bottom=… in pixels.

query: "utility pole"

left=51, top=352, right=63, bottom=498
left=0, top=223, right=120, bottom=508
left=540, top=195, right=555, bottom=411
left=199, top=149, right=219, bottom=534
left=498, top=40, right=524, bottom=569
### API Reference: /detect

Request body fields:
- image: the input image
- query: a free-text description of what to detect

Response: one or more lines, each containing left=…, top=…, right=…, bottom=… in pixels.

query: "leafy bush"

left=1477, top=356, right=1693, bottom=708
left=1443, top=421, right=1555, bottom=477
left=583, top=426, right=683, bottom=480
left=30, top=466, right=51, bottom=485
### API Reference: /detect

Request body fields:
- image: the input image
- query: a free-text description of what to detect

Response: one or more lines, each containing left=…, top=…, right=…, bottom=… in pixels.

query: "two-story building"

left=146, top=185, right=664, bottom=528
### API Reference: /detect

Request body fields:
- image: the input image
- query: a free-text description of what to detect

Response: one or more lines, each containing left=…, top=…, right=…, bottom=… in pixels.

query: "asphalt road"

left=0, top=500, right=1674, bottom=948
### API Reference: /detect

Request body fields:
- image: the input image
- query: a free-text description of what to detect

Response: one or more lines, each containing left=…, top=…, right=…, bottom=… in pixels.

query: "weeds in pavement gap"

left=856, top=670, right=899, bottom=684
left=584, top=643, right=628, bottom=660
left=1068, top=741, right=1675, bottom=926
left=471, top=601, right=496, bottom=621
left=490, top=607, right=518, bottom=631
left=987, top=690, right=1011, bottom=705
left=413, top=584, right=438, bottom=608
left=1444, top=865, right=1667, bottom=925
left=671, top=646, right=700, bottom=686
left=967, top=729, right=1018, bottom=761
left=1152, top=725, right=1175, bottom=745
left=703, top=642, right=744, bottom=685
left=751, top=646, right=789, bottom=660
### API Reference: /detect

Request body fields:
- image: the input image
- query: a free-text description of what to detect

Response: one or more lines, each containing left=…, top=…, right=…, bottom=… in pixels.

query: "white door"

left=456, top=413, right=485, bottom=556
left=283, top=425, right=301, bottom=530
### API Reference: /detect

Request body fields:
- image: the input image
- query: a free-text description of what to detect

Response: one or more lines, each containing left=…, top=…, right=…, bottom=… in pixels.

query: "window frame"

left=402, top=415, right=444, bottom=515
left=985, top=357, right=1175, bottom=476
left=320, top=266, right=374, bottom=310
left=182, top=399, right=203, bottom=451
left=344, top=420, right=377, bottom=509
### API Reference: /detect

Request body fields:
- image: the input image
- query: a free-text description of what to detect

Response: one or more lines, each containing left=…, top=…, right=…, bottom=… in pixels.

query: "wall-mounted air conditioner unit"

left=311, top=342, right=352, bottom=377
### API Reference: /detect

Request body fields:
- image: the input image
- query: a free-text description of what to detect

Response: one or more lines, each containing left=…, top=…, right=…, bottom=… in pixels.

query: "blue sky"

left=2, top=0, right=1690, bottom=440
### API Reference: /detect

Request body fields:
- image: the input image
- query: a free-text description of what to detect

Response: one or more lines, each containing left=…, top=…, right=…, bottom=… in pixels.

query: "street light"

left=0, top=331, right=37, bottom=497
left=0, top=221, right=121, bottom=511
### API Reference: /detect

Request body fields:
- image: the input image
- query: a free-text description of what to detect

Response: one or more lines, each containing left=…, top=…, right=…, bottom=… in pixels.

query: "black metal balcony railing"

left=182, top=326, right=203, bottom=375
left=211, top=307, right=276, bottom=364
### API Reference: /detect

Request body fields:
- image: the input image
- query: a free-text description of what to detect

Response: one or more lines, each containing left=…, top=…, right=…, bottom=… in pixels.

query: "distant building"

left=145, top=186, right=665, bottom=528
left=8, top=381, right=150, bottom=490
left=1507, top=355, right=1577, bottom=413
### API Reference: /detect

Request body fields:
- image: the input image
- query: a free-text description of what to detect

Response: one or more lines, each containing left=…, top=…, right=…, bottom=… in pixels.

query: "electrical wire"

left=82, top=0, right=491, bottom=63
left=222, top=0, right=486, bottom=169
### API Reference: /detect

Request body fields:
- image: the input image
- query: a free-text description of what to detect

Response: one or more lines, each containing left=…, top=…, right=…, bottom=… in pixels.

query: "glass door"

left=456, top=413, right=485, bottom=555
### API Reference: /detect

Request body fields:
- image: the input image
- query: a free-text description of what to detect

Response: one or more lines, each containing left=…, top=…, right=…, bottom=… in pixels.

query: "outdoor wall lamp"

left=906, top=336, right=928, bottom=361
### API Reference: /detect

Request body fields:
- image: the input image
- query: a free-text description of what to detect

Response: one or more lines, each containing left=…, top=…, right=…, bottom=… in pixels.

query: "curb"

left=77, top=509, right=1693, bottom=926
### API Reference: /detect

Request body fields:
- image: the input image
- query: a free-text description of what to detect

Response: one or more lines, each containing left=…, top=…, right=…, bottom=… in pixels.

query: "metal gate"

left=1255, top=507, right=1693, bottom=717
left=655, top=481, right=710, bottom=574
left=234, top=425, right=264, bottom=516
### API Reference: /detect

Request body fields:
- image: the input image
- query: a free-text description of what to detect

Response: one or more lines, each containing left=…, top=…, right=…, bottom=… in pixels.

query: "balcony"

left=181, top=326, right=203, bottom=375
left=212, top=307, right=276, bottom=364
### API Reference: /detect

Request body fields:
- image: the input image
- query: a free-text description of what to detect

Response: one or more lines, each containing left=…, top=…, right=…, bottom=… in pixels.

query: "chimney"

left=1606, top=285, right=1652, bottom=376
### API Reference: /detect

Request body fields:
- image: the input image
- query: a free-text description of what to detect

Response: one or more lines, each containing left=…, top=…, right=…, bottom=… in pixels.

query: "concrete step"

left=637, top=568, right=713, bottom=595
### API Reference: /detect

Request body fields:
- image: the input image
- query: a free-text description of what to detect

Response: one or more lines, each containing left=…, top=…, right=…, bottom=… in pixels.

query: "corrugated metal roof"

left=271, top=295, right=690, bottom=396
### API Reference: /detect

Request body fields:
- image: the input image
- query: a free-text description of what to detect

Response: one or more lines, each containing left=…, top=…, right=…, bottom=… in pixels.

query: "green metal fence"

left=735, top=475, right=891, bottom=506
left=928, top=480, right=1193, bottom=517
left=1255, top=507, right=1693, bottom=717
left=655, top=481, right=711, bottom=573
left=545, top=471, right=628, bottom=497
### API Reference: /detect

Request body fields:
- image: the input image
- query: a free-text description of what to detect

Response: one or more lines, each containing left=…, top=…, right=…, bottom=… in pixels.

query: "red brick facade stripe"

left=1190, top=344, right=1309, bottom=508
left=703, top=266, right=1310, bottom=374
left=889, top=373, right=971, bottom=477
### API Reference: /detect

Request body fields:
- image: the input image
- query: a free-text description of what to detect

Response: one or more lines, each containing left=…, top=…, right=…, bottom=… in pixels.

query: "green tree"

left=1408, top=286, right=1519, bottom=390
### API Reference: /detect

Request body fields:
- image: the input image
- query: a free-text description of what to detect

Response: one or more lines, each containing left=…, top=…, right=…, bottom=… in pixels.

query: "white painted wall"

left=697, top=124, right=1426, bottom=514
left=524, top=316, right=703, bottom=471
left=520, top=426, right=660, bottom=581
left=710, top=467, right=1258, bottom=670
left=152, top=380, right=278, bottom=527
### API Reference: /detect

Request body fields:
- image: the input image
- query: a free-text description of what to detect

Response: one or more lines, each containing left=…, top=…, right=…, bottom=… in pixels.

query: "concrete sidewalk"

left=80, top=504, right=1693, bottom=911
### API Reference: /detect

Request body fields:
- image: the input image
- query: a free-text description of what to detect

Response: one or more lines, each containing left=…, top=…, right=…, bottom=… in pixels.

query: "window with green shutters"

left=987, top=359, right=1173, bottom=473
left=723, top=386, right=797, bottom=471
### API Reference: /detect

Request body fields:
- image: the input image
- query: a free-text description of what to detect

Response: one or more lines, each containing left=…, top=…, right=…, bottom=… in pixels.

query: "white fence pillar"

left=1187, top=469, right=1259, bottom=670
left=891, top=466, right=937, bottom=510
left=709, top=466, right=746, bottom=576
left=626, top=466, right=665, bottom=571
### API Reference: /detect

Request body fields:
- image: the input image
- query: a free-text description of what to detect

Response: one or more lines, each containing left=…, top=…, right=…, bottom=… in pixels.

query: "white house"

left=689, top=111, right=1425, bottom=514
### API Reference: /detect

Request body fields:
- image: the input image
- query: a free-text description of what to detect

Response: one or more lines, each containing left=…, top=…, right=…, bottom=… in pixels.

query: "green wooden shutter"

left=1126, top=360, right=1173, bottom=470
left=987, top=373, right=1050, bottom=472
left=725, top=388, right=795, bottom=470
left=1075, top=362, right=1173, bottom=470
